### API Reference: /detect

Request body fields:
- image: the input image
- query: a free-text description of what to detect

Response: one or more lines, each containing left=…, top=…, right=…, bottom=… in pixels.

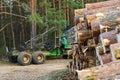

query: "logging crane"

left=7, top=26, right=70, bottom=65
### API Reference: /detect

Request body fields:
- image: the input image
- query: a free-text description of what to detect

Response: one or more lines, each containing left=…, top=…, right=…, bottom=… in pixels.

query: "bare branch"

left=0, top=12, right=27, bottom=19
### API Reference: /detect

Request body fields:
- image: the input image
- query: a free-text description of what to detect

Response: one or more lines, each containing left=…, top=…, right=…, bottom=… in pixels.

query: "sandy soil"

left=0, top=59, right=69, bottom=80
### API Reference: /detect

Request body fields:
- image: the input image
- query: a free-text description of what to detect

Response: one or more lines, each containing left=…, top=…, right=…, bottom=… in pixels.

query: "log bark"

left=84, top=0, right=120, bottom=28
left=86, top=11, right=120, bottom=28
left=91, top=21, right=100, bottom=37
left=74, top=9, right=86, bottom=17
left=77, top=60, right=120, bottom=80
left=110, top=43, right=120, bottom=60
left=101, top=53, right=112, bottom=64
left=77, top=29, right=92, bottom=42
left=86, top=0, right=120, bottom=10
left=100, top=12, right=120, bottom=28
left=74, top=9, right=86, bottom=25
left=100, top=30, right=117, bottom=46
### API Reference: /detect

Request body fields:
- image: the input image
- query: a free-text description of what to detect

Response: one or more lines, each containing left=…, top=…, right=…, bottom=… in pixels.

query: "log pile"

left=85, top=0, right=120, bottom=58
left=67, top=0, right=120, bottom=74
left=85, top=0, right=120, bottom=28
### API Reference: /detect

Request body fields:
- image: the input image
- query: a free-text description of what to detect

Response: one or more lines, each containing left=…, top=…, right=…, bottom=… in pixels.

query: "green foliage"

left=29, top=1, right=67, bottom=35
left=47, top=9, right=66, bottom=28
left=73, top=1, right=83, bottom=9
left=28, top=14, right=44, bottom=27
left=39, top=0, right=51, bottom=8
left=62, top=0, right=83, bottom=9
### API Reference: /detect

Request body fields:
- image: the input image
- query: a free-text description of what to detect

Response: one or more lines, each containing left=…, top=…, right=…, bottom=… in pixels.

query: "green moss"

left=83, top=75, right=96, bottom=80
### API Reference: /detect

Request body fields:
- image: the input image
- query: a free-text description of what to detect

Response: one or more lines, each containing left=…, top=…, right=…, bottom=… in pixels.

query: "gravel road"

left=0, top=59, right=69, bottom=80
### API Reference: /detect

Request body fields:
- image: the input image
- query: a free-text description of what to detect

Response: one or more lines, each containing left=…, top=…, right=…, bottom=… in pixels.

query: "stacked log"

left=100, top=12, right=120, bottom=28
left=86, top=0, right=120, bottom=11
left=74, top=9, right=86, bottom=25
left=101, top=53, right=112, bottom=64
left=100, top=30, right=117, bottom=46
left=85, top=3, right=120, bottom=63
left=68, top=0, right=120, bottom=74
left=86, top=14, right=98, bottom=28
left=95, top=30, right=117, bottom=65
left=86, top=10, right=120, bottom=28
left=85, top=0, right=120, bottom=28
left=74, top=9, right=86, bottom=17
left=96, top=45, right=104, bottom=55
left=110, top=43, right=120, bottom=60
left=76, top=60, right=120, bottom=80
left=100, top=30, right=117, bottom=54
left=77, top=29, right=92, bottom=41
left=91, top=21, right=100, bottom=37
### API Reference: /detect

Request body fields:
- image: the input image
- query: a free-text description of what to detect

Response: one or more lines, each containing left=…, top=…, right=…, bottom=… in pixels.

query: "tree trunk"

left=69, top=0, right=74, bottom=25
left=0, top=0, right=6, bottom=53
left=66, top=0, right=69, bottom=26
left=3, top=0, right=7, bottom=48
left=10, top=0, right=16, bottom=49
left=18, top=0, right=25, bottom=42
left=63, top=0, right=67, bottom=24
left=30, top=0, right=37, bottom=48
left=52, top=0, right=55, bottom=8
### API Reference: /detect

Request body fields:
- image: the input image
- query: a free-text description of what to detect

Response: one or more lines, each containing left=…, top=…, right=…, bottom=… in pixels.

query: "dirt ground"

left=0, top=59, right=69, bottom=80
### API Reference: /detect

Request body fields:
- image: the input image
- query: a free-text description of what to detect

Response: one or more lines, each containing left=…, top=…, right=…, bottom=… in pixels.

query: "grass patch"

left=83, top=75, right=96, bottom=80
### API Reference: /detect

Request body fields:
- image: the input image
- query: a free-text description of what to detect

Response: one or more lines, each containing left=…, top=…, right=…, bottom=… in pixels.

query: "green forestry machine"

left=6, top=27, right=70, bottom=65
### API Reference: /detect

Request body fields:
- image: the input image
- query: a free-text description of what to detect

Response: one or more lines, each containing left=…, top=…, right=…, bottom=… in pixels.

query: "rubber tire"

left=17, top=52, right=32, bottom=66
left=32, top=51, right=45, bottom=64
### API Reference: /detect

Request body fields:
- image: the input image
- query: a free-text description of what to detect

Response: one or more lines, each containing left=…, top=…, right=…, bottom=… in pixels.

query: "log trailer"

left=66, top=0, right=120, bottom=72
left=7, top=27, right=70, bottom=65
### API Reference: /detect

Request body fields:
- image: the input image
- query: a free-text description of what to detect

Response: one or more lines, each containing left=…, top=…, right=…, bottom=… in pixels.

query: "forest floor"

left=0, top=59, right=71, bottom=80
left=1, top=58, right=120, bottom=80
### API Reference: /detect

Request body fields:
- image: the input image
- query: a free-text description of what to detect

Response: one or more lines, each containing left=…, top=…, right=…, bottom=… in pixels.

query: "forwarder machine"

left=6, top=27, right=70, bottom=65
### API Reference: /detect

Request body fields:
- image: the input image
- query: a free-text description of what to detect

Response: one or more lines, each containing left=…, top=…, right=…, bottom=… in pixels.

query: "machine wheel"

left=17, top=52, right=32, bottom=65
left=32, top=51, right=45, bottom=64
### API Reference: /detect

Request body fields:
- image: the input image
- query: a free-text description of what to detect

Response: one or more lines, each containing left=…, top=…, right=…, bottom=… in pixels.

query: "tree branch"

left=0, top=12, right=27, bottom=19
